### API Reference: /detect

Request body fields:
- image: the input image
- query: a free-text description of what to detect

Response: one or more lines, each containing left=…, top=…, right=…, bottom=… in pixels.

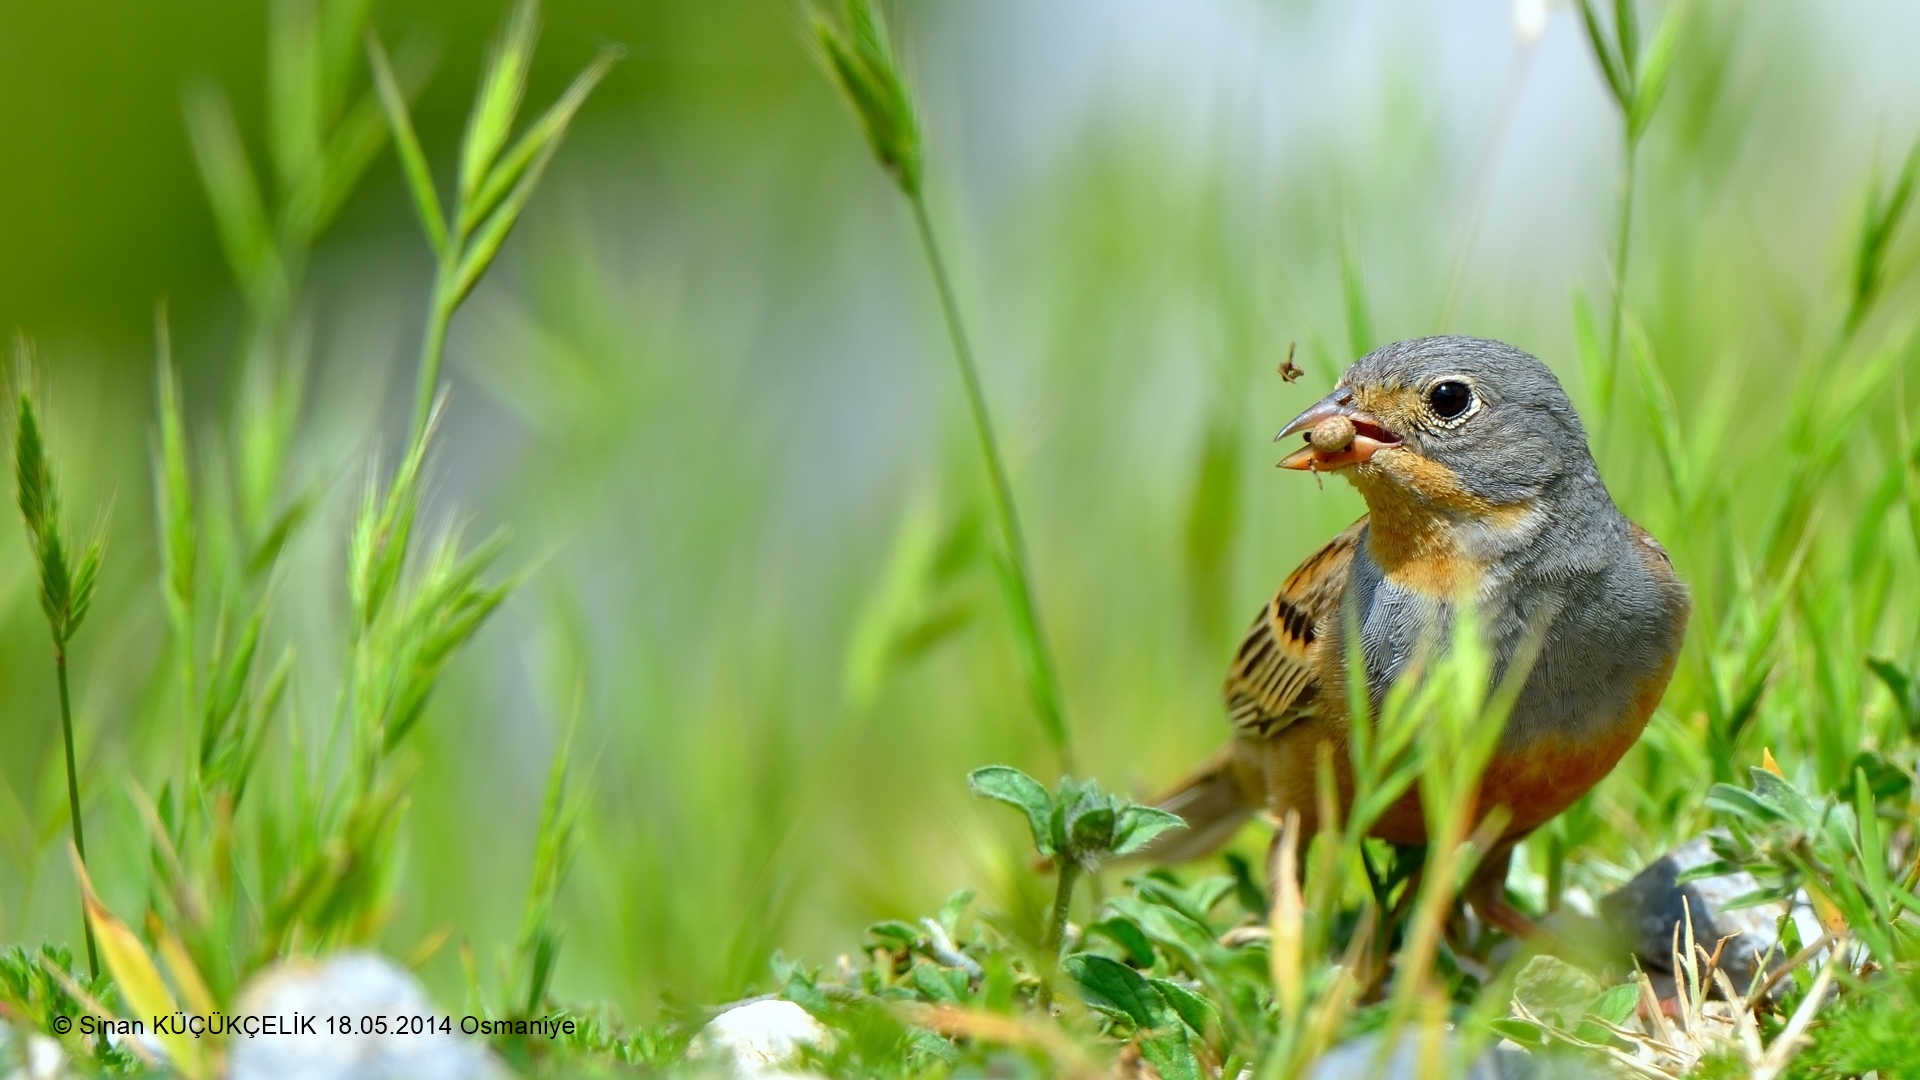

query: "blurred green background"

left=1, top=0, right=1918, bottom=1023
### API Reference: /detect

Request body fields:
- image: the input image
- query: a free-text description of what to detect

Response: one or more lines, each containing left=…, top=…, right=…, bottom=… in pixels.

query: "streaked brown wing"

left=1223, top=516, right=1366, bottom=738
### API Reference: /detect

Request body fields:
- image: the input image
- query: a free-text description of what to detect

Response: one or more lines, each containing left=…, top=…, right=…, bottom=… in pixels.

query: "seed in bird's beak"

left=1310, top=415, right=1356, bottom=454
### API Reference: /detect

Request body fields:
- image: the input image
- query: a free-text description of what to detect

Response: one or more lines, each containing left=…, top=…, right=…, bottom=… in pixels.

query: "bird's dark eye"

left=1428, top=380, right=1472, bottom=420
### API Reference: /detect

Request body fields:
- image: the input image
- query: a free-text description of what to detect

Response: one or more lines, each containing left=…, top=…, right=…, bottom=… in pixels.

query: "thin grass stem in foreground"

left=816, top=0, right=1074, bottom=772
left=12, top=378, right=105, bottom=981
left=909, top=197, right=1073, bottom=771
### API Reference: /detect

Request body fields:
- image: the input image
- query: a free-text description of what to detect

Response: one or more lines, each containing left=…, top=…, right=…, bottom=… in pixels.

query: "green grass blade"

left=309, top=87, right=391, bottom=238
left=268, top=0, right=324, bottom=194
left=462, top=45, right=618, bottom=237
left=450, top=48, right=616, bottom=302
left=517, top=695, right=585, bottom=1015
left=1611, top=0, right=1639, bottom=81
left=1626, top=317, right=1688, bottom=508
left=316, top=0, right=376, bottom=116
left=1340, top=228, right=1372, bottom=360
left=1846, top=136, right=1920, bottom=334
left=367, top=34, right=448, bottom=258
left=1571, top=289, right=1609, bottom=418
left=182, top=87, right=280, bottom=305
left=1627, top=1, right=1686, bottom=145
left=1575, top=0, right=1629, bottom=110
left=459, top=0, right=539, bottom=208
left=153, top=312, right=196, bottom=641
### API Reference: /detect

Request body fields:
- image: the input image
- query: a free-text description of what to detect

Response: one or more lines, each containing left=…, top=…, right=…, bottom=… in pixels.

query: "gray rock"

left=1598, top=835, right=1822, bottom=996
left=227, top=952, right=507, bottom=1080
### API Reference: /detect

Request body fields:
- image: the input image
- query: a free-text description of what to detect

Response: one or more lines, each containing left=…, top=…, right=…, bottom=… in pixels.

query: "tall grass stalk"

left=1576, top=0, right=1684, bottom=434
left=11, top=363, right=105, bottom=982
left=369, top=0, right=616, bottom=448
left=815, top=0, right=1074, bottom=771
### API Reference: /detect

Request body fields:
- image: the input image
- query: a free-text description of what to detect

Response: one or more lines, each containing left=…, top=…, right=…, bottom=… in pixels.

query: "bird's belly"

left=1362, top=728, right=1639, bottom=845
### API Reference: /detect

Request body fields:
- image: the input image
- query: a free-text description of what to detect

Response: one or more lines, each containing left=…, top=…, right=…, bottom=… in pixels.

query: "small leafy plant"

left=967, top=766, right=1183, bottom=954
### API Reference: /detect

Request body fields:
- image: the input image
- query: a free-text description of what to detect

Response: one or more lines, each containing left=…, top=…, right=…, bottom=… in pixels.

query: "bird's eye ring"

left=1427, top=380, right=1473, bottom=422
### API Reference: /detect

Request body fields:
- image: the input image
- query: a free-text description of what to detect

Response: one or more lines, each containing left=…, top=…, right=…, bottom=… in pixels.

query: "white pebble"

left=688, top=999, right=831, bottom=1079
left=228, top=952, right=506, bottom=1080
left=0, top=1020, right=65, bottom=1080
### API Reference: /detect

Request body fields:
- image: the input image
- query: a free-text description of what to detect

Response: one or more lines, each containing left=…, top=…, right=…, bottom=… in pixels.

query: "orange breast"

left=1361, top=655, right=1676, bottom=845
left=1478, top=726, right=1643, bottom=834
left=1359, top=724, right=1643, bottom=845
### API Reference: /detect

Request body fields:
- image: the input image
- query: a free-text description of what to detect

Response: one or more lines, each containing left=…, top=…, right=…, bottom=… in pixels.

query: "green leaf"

left=1840, top=751, right=1912, bottom=803
left=1627, top=0, right=1686, bottom=145
left=267, top=0, right=324, bottom=193
left=1113, top=805, right=1186, bottom=857
left=153, top=335, right=195, bottom=628
left=1749, top=767, right=1821, bottom=829
left=1104, top=897, right=1219, bottom=970
left=1704, top=782, right=1785, bottom=826
left=965, top=766, right=1054, bottom=856
left=182, top=87, right=280, bottom=305
left=1868, top=657, right=1916, bottom=728
left=1064, top=954, right=1171, bottom=1030
left=447, top=43, right=618, bottom=307
left=1575, top=0, right=1629, bottom=110
left=1612, top=0, right=1639, bottom=79
left=348, top=417, right=431, bottom=631
left=463, top=45, right=618, bottom=237
left=1488, top=1018, right=1547, bottom=1050
left=446, top=131, right=561, bottom=302
left=865, top=919, right=920, bottom=953
left=1132, top=877, right=1223, bottom=928
left=366, top=34, right=448, bottom=257
left=988, top=551, right=1069, bottom=755
left=1149, top=978, right=1216, bottom=1036
left=14, top=392, right=53, bottom=539
left=1571, top=290, right=1610, bottom=422
left=459, top=0, right=538, bottom=205
left=1086, top=917, right=1156, bottom=968
left=936, top=888, right=975, bottom=936
left=1849, top=136, right=1920, bottom=331
left=1340, top=229, right=1372, bottom=360
left=201, top=608, right=265, bottom=767
left=1066, top=802, right=1116, bottom=862
left=1675, top=858, right=1746, bottom=883
left=1627, top=317, right=1689, bottom=507
left=1513, top=955, right=1602, bottom=1028
left=1852, top=767, right=1892, bottom=924
left=908, top=959, right=963, bottom=1004
left=1223, top=851, right=1268, bottom=916
left=1588, top=983, right=1641, bottom=1026
left=1571, top=1019, right=1615, bottom=1045
left=1137, top=1031, right=1202, bottom=1080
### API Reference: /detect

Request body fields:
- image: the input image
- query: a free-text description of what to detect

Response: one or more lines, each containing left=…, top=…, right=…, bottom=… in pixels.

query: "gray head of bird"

left=1275, top=336, right=1600, bottom=512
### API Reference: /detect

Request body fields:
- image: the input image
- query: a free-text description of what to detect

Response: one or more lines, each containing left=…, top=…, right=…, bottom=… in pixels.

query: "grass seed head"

left=814, top=0, right=922, bottom=196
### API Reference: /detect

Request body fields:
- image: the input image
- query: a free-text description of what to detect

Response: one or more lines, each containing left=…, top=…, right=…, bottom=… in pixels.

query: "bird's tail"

left=1133, top=744, right=1261, bottom=864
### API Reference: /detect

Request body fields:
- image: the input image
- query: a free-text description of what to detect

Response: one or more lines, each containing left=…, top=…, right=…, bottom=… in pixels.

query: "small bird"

left=1148, top=336, right=1689, bottom=936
